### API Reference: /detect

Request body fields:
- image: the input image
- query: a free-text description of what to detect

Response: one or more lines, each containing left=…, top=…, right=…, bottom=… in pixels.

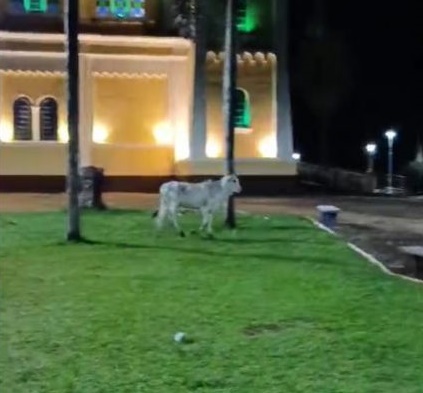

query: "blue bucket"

left=317, top=205, right=340, bottom=230
left=320, top=211, right=338, bottom=229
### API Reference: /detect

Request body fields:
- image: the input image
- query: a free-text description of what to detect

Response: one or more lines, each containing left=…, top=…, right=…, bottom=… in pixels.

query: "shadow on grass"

left=211, top=237, right=331, bottom=246
left=267, top=225, right=316, bottom=231
left=68, top=237, right=338, bottom=266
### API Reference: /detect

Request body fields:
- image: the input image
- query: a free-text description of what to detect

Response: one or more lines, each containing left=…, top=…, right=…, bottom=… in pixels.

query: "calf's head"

left=221, top=174, right=242, bottom=194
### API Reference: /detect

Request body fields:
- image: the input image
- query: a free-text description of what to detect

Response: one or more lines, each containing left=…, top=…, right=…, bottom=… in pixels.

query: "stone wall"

left=298, top=162, right=377, bottom=194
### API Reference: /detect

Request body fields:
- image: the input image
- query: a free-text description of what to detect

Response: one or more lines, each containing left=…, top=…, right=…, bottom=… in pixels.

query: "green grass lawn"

left=1, top=210, right=423, bottom=393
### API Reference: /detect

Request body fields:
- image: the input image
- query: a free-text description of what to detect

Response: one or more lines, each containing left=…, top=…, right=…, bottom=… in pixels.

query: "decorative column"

left=31, top=105, right=40, bottom=140
left=190, top=45, right=207, bottom=160
left=78, top=54, right=93, bottom=167
left=169, top=58, right=191, bottom=161
left=0, top=71, right=3, bottom=132
left=190, top=0, right=208, bottom=161
left=273, top=0, right=294, bottom=161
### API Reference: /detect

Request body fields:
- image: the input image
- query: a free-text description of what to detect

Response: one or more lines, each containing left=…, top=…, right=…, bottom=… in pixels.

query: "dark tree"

left=64, top=0, right=81, bottom=241
left=293, top=0, right=352, bottom=165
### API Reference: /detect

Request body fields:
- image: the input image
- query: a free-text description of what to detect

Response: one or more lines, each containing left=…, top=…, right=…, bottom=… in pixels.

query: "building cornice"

left=0, top=31, right=191, bottom=51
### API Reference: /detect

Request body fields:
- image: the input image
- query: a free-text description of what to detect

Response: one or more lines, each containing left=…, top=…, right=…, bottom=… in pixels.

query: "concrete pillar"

left=274, top=0, right=294, bottom=161
left=190, top=4, right=208, bottom=160
left=169, top=58, right=191, bottom=161
left=31, top=105, right=40, bottom=140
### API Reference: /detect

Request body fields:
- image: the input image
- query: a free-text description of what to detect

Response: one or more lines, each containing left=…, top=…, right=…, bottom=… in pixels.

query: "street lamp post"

left=384, top=129, right=397, bottom=194
left=364, top=143, right=377, bottom=173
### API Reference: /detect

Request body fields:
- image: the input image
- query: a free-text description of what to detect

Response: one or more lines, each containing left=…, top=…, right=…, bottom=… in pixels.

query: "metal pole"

left=387, top=140, right=393, bottom=193
left=366, top=154, right=374, bottom=173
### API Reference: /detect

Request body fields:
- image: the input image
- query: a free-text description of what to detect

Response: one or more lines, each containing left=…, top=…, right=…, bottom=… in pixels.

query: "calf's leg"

left=155, top=201, right=167, bottom=232
left=199, top=207, right=209, bottom=232
left=205, top=211, right=215, bottom=238
left=169, top=204, right=185, bottom=237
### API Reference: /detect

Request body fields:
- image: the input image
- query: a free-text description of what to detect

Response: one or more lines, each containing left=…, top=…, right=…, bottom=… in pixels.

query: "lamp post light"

left=364, top=143, right=377, bottom=173
left=384, top=129, right=397, bottom=194
left=292, top=152, right=301, bottom=162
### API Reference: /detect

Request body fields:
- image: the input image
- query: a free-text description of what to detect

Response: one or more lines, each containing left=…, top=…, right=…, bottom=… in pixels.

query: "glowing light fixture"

left=0, top=122, right=13, bottom=142
left=292, top=152, right=301, bottom=161
left=58, top=124, right=69, bottom=143
left=206, top=137, right=220, bottom=158
left=153, top=122, right=173, bottom=145
left=174, top=127, right=190, bottom=161
left=92, top=124, right=109, bottom=144
left=237, top=2, right=259, bottom=33
left=385, top=129, right=397, bottom=142
left=365, top=142, right=377, bottom=155
left=258, top=135, right=277, bottom=158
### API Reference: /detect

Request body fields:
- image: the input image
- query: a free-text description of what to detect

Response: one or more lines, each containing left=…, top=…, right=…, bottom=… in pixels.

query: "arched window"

left=96, top=0, right=145, bottom=19
left=13, top=97, right=32, bottom=141
left=39, top=97, right=58, bottom=141
left=234, top=88, right=252, bottom=129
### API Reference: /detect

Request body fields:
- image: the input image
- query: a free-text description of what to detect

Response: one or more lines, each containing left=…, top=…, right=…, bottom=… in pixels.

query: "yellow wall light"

left=0, top=122, right=13, bottom=142
left=58, top=124, right=69, bottom=143
left=258, top=135, right=277, bottom=158
left=92, top=124, right=109, bottom=144
left=153, top=122, right=173, bottom=145
left=206, top=137, right=221, bottom=158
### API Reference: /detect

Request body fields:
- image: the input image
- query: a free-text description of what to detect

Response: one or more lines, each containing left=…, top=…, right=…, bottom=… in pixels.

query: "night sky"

left=290, top=0, right=423, bottom=173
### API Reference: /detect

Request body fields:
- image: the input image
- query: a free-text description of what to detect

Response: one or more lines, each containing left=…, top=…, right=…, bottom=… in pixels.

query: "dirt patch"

left=335, top=222, right=423, bottom=279
left=243, top=323, right=285, bottom=337
left=242, top=318, right=329, bottom=337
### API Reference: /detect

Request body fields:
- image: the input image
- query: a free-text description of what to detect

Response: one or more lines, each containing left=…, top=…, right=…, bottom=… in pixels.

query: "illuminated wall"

left=92, top=74, right=167, bottom=145
left=0, top=31, right=295, bottom=178
left=0, top=71, right=66, bottom=123
left=91, top=73, right=174, bottom=175
left=0, top=72, right=68, bottom=175
left=205, top=51, right=276, bottom=159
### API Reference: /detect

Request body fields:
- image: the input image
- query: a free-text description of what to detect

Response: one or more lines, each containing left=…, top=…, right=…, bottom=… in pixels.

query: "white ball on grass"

left=173, top=332, right=186, bottom=343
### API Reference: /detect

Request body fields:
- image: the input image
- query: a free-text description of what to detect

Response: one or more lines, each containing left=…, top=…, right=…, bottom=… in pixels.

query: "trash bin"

left=79, top=166, right=106, bottom=209
left=316, top=205, right=340, bottom=230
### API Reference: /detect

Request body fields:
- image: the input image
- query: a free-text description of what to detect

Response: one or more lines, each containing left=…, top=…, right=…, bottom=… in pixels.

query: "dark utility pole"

left=223, top=0, right=237, bottom=228
left=64, top=0, right=81, bottom=241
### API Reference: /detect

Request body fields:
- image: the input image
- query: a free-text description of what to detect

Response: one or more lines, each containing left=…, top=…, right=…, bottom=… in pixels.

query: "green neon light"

left=110, top=0, right=130, bottom=18
left=242, top=103, right=252, bottom=127
left=103, top=0, right=144, bottom=18
left=237, top=1, right=259, bottom=33
left=24, top=0, right=48, bottom=12
left=235, top=89, right=251, bottom=128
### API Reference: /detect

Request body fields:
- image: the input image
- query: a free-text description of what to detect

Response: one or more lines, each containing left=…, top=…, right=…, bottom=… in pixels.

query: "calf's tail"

left=152, top=210, right=159, bottom=218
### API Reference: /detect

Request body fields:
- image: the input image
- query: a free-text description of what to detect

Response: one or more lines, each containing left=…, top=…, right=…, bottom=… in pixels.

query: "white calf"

left=152, top=175, right=242, bottom=237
